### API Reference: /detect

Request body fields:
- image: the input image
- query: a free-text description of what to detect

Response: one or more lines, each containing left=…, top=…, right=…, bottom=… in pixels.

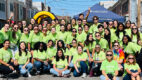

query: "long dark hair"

left=104, top=28, right=111, bottom=48
left=115, top=23, right=126, bottom=38
left=85, top=33, right=94, bottom=46
left=57, top=40, right=66, bottom=51
left=19, top=42, right=28, bottom=56
left=56, top=49, right=65, bottom=62
left=12, top=24, right=18, bottom=39
left=125, top=20, right=131, bottom=29
left=34, top=42, right=47, bottom=52
left=131, top=27, right=140, bottom=44
left=122, top=35, right=131, bottom=45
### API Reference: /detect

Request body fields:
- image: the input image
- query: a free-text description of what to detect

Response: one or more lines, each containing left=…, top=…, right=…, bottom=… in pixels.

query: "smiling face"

left=23, top=27, right=29, bottom=34
left=13, top=25, right=18, bottom=32
left=20, top=42, right=26, bottom=50
left=3, top=40, right=10, bottom=49
left=123, top=36, right=128, bottom=44
left=95, top=33, right=101, bottom=40
left=132, top=26, right=137, bottom=34
left=128, top=55, right=135, bottom=64
left=33, top=27, right=39, bottom=34
left=106, top=51, right=113, bottom=61
left=78, top=46, right=83, bottom=54
left=58, top=50, right=63, bottom=58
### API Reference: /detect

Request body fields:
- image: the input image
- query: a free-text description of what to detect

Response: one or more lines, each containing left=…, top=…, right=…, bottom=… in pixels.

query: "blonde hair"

left=126, top=54, right=136, bottom=65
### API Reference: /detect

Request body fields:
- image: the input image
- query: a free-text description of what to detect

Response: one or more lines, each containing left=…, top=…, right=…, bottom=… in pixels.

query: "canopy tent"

left=74, top=4, right=125, bottom=22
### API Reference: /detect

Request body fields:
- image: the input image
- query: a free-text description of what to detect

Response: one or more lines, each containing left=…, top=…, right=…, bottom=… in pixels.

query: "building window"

left=10, top=3, right=13, bottom=12
left=0, top=3, right=5, bottom=12
left=122, top=1, right=129, bottom=14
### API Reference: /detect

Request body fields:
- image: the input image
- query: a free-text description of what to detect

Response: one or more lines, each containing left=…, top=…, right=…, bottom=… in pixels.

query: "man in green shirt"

left=0, top=40, right=18, bottom=74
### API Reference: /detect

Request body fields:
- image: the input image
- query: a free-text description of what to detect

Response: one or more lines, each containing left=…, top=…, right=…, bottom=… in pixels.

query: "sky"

left=33, top=0, right=118, bottom=17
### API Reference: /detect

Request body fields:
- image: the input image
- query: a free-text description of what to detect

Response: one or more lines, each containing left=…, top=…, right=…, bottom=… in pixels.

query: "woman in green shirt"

left=15, top=42, right=33, bottom=77
left=33, top=42, right=50, bottom=74
left=123, top=54, right=141, bottom=80
left=122, top=35, right=141, bottom=58
left=131, top=26, right=142, bottom=45
left=50, top=49, right=70, bottom=77
left=20, top=27, right=29, bottom=45
left=125, top=20, right=131, bottom=37
left=115, top=23, right=126, bottom=46
left=73, top=45, right=88, bottom=78
left=100, top=50, right=119, bottom=80
left=10, top=24, right=21, bottom=59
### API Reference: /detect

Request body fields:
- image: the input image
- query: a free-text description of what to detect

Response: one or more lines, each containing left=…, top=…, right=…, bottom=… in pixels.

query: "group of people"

left=0, top=13, right=142, bottom=80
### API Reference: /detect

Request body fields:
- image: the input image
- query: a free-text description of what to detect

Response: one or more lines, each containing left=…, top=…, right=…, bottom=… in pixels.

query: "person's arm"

left=87, top=49, right=91, bottom=58
left=94, top=60, right=103, bottom=63
left=78, top=42, right=84, bottom=48
left=60, top=66, right=68, bottom=72
left=28, top=43, right=31, bottom=51
left=53, top=64, right=59, bottom=72
left=85, top=8, right=91, bottom=20
left=68, top=56, right=72, bottom=64
left=34, top=58, right=44, bottom=63
left=22, top=59, right=30, bottom=69
left=74, top=63, right=79, bottom=73
left=102, top=70, right=109, bottom=80
left=92, top=48, right=95, bottom=57
left=126, top=68, right=133, bottom=75
left=0, top=59, right=14, bottom=70
left=117, top=59, right=123, bottom=64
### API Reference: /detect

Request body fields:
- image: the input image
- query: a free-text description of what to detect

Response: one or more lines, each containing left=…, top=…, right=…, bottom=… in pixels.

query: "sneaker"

left=27, top=72, right=31, bottom=77
left=81, top=73, right=87, bottom=78
left=36, top=71, right=40, bottom=75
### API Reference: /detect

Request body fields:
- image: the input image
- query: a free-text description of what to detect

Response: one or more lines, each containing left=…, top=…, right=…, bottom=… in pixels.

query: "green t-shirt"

left=55, top=24, right=60, bottom=33
left=93, top=51, right=106, bottom=61
left=131, top=33, right=142, bottom=44
left=9, top=31, right=21, bottom=45
left=57, top=31, right=67, bottom=42
left=72, top=52, right=88, bottom=67
left=48, top=33, right=58, bottom=43
left=89, top=23, right=100, bottom=33
left=20, top=33, right=29, bottom=44
left=52, top=58, right=68, bottom=68
left=64, top=48, right=71, bottom=56
left=33, top=50, right=48, bottom=61
left=15, top=51, right=31, bottom=64
left=0, top=48, right=12, bottom=63
left=100, top=60, right=119, bottom=75
left=69, top=47, right=78, bottom=56
left=96, top=38, right=109, bottom=50
left=0, top=30, right=10, bottom=41
left=84, top=41, right=96, bottom=52
left=47, top=47, right=57, bottom=60
left=41, top=33, right=50, bottom=43
left=117, top=32, right=124, bottom=46
left=0, top=32, right=4, bottom=43
left=76, top=32, right=86, bottom=44
left=29, top=32, right=42, bottom=48
left=66, top=34, right=76, bottom=45
left=123, top=63, right=140, bottom=77
left=124, top=42, right=141, bottom=54
left=125, top=28, right=131, bottom=37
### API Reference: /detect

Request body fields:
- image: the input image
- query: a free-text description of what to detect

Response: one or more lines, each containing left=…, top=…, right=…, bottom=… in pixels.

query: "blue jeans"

left=19, top=63, right=33, bottom=75
left=73, top=61, right=88, bottom=77
left=100, top=75, right=119, bottom=80
left=34, top=61, right=51, bottom=72
left=123, top=70, right=138, bottom=80
left=50, top=68, right=70, bottom=76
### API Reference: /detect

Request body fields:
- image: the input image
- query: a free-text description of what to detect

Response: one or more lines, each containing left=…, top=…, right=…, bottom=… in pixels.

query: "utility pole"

left=137, top=0, right=141, bottom=28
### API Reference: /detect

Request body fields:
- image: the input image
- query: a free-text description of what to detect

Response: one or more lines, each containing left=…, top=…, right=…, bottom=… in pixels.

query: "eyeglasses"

left=128, top=58, right=134, bottom=60
left=132, top=28, right=137, bottom=30
left=24, top=29, right=28, bottom=31
left=78, top=29, right=82, bottom=31
left=106, top=54, right=113, bottom=56
left=95, top=35, right=100, bottom=37
left=72, top=31, right=77, bottom=32
left=14, top=27, right=18, bottom=29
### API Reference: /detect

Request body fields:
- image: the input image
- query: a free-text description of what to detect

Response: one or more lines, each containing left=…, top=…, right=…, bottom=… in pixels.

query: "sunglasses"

left=128, top=58, right=134, bottom=60
left=78, top=29, right=82, bottom=31
left=95, top=35, right=100, bottom=37
left=106, top=54, right=113, bottom=56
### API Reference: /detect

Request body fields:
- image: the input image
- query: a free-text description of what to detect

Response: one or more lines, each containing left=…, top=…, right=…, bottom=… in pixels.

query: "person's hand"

left=132, top=73, right=137, bottom=77
left=138, top=40, right=142, bottom=46
left=76, top=69, right=80, bottom=73
left=58, top=71, right=62, bottom=76
left=105, top=76, right=110, bottom=80
left=9, top=65, right=14, bottom=71
left=22, top=66, right=25, bottom=69
left=10, top=12, right=14, bottom=17
left=44, top=61, right=48, bottom=65
left=89, top=57, right=93, bottom=62
left=88, top=8, right=91, bottom=11
left=14, top=61, right=18, bottom=66
left=113, top=76, right=116, bottom=80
